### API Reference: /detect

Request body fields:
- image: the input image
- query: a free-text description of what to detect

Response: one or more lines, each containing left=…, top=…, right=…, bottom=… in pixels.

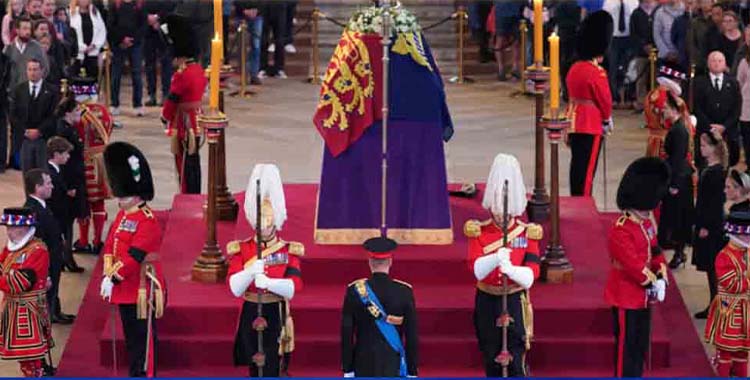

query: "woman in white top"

left=68, top=0, right=106, bottom=79
left=737, top=25, right=750, bottom=169
left=1, top=0, right=26, bottom=46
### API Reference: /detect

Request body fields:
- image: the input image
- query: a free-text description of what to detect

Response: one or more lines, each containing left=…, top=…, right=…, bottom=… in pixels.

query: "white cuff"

left=473, top=254, right=499, bottom=281
left=266, top=278, right=295, bottom=299
left=229, top=269, right=254, bottom=298
left=503, top=265, right=534, bottom=289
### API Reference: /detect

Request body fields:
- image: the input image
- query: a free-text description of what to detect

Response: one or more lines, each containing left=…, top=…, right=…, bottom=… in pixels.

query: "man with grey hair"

left=694, top=50, right=741, bottom=168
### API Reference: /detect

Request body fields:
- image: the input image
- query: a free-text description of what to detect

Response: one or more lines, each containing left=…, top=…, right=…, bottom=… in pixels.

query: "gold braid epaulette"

left=518, top=221, right=543, bottom=240
left=226, top=240, right=242, bottom=256
left=288, top=241, right=305, bottom=257
left=464, top=219, right=491, bottom=238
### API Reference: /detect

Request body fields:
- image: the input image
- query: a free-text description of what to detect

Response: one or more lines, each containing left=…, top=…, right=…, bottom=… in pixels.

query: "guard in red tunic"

left=644, top=64, right=691, bottom=159
left=69, top=76, right=114, bottom=255
left=0, top=208, right=53, bottom=377
left=465, top=154, right=542, bottom=377
left=99, top=142, right=165, bottom=377
left=565, top=11, right=613, bottom=197
left=605, top=157, right=670, bottom=377
left=704, top=210, right=750, bottom=377
left=227, top=164, right=302, bottom=377
left=160, top=14, right=208, bottom=195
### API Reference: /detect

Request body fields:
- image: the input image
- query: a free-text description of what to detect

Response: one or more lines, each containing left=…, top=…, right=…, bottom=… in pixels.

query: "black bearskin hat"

left=104, top=142, right=154, bottom=201
left=576, top=11, right=613, bottom=60
left=616, top=157, right=670, bottom=211
left=162, top=14, right=197, bottom=59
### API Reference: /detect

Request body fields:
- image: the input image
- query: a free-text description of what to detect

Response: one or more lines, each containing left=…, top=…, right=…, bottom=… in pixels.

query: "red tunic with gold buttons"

left=465, top=218, right=542, bottom=292
left=102, top=204, right=165, bottom=307
left=226, top=238, right=304, bottom=298
left=0, top=238, right=53, bottom=360
left=565, top=60, right=612, bottom=136
left=74, top=103, right=113, bottom=202
left=705, top=240, right=750, bottom=351
left=604, top=212, right=667, bottom=310
left=161, top=61, right=207, bottom=152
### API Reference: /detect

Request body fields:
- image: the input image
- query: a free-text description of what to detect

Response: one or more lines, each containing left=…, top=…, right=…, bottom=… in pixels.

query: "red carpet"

left=56, top=185, right=713, bottom=377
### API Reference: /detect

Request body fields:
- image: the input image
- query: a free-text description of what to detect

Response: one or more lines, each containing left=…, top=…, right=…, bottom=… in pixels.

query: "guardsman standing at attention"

left=160, top=14, right=208, bottom=195
left=565, top=10, right=614, bottom=197
left=605, top=157, right=670, bottom=378
left=227, top=164, right=303, bottom=377
left=99, top=142, right=166, bottom=377
left=704, top=210, right=750, bottom=377
left=0, top=207, right=53, bottom=377
left=465, top=153, right=542, bottom=377
left=341, top=239, right=418, bottom=378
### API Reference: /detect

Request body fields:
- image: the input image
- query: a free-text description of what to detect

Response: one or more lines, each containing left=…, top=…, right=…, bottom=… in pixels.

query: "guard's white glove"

left=247, top=260, right=265, bottom=276
left=473, top=248, right=512, bottom=280
left=603, top=117, right=614, bottom=135
left=653, top=279, right=667, bottom=302
left=255, top=274, right=296, bottom=299
left=343, top=372, right=355, bottom=378
left=500, top=264, right=535, bottom=289
left=229, top=260, right=265, bottom=297
left=496, top=247, right=511, bottom=267
left=100, top=277, right=113, bottom=301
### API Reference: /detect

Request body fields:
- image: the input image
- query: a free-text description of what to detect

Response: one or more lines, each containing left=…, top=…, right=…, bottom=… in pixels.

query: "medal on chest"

left=509, top=236, right=528, bottom=249
left=119, top=218, right=138, bottom=232
left=265, top=252, right=289, bottom=266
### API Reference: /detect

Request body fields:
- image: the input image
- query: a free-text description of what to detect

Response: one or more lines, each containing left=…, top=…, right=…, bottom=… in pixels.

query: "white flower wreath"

left=347, top=3, right=421, bottom=35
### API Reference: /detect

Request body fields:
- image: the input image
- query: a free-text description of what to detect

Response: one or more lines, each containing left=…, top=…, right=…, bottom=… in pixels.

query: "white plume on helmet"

left=482, top=153, right=528, bottom=217
left=244, top=164, right=287, bottom=231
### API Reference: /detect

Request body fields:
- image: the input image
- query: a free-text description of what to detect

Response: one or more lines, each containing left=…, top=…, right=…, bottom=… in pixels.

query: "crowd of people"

left=0, top=0, right=300, bottom=174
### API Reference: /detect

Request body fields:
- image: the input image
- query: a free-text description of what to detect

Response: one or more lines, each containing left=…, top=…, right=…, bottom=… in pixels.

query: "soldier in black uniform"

left=340, top=241, right=418, bottom=378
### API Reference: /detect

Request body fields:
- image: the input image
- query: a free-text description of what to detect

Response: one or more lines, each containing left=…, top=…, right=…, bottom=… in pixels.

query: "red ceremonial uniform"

left=565, top=59, right=612, bottom=196
left=0, top=238, right=53, bottom=372
left=605, top=212, right=667, bottom=309
left=226, top=237, right=304, bottom=300
left=566, top=60, right=612, bottom=136
left=102, top=204, right=165, bottom=307
left=161, top=61, right=207, bottom=194
left=705, top=240, right=750, bottom=353
left=74, top=103, right=113, bottom=250
left=464, top=218, right=542, bottom=377
left=466, top=219, right=542, bottom=290
left=226, top=237, right=303, bottom=376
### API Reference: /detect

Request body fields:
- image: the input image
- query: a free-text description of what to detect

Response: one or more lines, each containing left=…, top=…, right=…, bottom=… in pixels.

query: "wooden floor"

left=0, top=73, right=714, bottom=375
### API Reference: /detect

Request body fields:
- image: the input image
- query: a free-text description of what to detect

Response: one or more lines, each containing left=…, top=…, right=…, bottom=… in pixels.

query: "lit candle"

left=549, top=32, right=560, bottom=111
left=214, top=0, right=223, bottom=62
left=209, top=35, right=221, bottom=110
left=533, top=0, right=543, bottom=64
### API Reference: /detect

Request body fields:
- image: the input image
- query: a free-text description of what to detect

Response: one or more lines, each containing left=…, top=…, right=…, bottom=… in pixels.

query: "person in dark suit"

left=9, top=58, right=59, bottom=172
left=46, top=136, right=83, bottom=273
left=54, top=94, right=86, bottom=273
left=692, top=134, right=728, bottom=320
left=22, top=168, right=75, bottom=324
left=658, top=91, right=695, bottom=269
left=340, top=241, right=418, bottom=378
left=0, top=52, right=11, bottom=172
left=693, top=51, right=742, bottom=168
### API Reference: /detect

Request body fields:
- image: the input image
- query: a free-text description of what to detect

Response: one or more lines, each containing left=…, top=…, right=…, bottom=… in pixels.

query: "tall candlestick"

left=533, top=0, right=543, bottom=64
left=549, top=32, right=560, bottom=111
left=214, top=0, right=223, bottom=62
left=209, top=35, right=221, bottom=110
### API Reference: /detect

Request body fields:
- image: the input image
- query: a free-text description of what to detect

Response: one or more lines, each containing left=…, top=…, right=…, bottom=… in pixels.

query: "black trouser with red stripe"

left=612, top=307, right=650, bottom=378
left=569, top=133, right=603, bottom=196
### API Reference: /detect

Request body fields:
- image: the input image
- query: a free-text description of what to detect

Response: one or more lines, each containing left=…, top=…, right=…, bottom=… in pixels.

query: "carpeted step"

left=98, top=330, right=671, bottom=369
left=127, top=283, right=623, bottom=338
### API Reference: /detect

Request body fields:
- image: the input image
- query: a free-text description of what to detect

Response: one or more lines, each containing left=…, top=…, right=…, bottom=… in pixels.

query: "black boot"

left=668, top=249, right=686, bottom=269
left=694, top=307, right=709, bottom=319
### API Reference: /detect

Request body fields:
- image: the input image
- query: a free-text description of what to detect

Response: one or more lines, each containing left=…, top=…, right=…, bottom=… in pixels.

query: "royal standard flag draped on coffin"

left=313, top=6, right=455, bottom=246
